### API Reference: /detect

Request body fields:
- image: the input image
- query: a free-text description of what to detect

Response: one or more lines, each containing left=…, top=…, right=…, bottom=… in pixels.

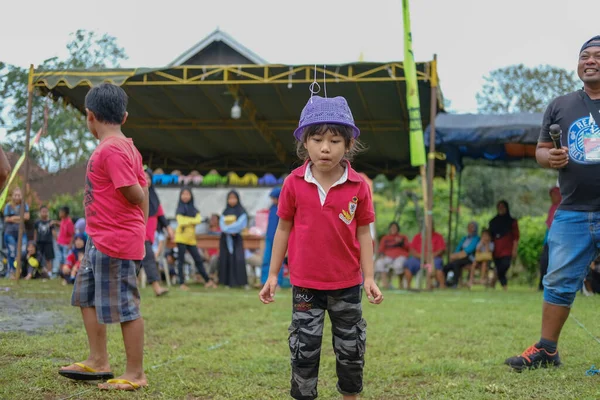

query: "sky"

left=1, top=0, right=599, bottom=140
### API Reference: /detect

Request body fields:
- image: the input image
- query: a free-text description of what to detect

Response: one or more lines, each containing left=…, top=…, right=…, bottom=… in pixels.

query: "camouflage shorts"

left=289, top=285, right=366, bottom=400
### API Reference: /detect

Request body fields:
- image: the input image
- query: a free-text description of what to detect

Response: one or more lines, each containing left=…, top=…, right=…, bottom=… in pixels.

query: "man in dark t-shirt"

left=33, top=205, right=55, bottom=269
left=505, top=36, right=600, bottom=371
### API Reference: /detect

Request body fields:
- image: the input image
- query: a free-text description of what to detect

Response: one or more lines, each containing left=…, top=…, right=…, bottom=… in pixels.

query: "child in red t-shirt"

left=59, top=83, right=148, bottom=391
left=259, top=96, right=383, bottom=400
left=60, top=234, right=86, bottom=285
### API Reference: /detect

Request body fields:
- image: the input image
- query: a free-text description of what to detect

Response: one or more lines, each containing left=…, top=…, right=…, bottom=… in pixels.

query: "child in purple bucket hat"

left=260, top=95, right=383, bottom=400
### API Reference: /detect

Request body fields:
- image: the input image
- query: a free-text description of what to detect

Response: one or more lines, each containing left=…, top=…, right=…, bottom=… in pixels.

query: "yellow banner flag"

left=402, top=0, right=426, bottom=167
left=0, top=129, right=43, bottom=210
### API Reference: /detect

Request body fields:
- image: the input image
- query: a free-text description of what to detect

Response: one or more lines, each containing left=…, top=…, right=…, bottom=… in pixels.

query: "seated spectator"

left=444, top=221, right=480, bottom=287
left=405, top=223, right=446, bottom=289
left=469, top=229, right=494, bottom=287
left=375, top=222, right=409, bottom=289
left=60, top=234, right=86, bottom=285
left=22, top=242, right=48, bottom=280
left=584, top=255, right=600, bottom=295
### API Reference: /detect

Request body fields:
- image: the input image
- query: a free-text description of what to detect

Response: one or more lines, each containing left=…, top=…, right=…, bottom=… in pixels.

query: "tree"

left=0, top=30, right=127, bottom=171
left=476, top=64, right=580, bottom=113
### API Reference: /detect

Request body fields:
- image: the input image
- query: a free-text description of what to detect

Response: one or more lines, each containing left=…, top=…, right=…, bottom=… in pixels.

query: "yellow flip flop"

left=58, top=362, right=114, bottom=381
left=99, top=379, right=145, bottom=391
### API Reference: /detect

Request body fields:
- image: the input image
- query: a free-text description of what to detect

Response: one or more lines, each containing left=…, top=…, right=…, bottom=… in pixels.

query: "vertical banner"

left=0, top=128, right=42, bottom=210
left=402, top=0, right=426, bottom=167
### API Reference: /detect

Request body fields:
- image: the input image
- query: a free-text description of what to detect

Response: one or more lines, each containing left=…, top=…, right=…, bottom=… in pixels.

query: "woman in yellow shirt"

left=175, top=187, right=216, bottom=290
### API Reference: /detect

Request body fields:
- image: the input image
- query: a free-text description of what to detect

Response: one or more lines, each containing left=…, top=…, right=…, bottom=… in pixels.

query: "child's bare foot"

left=98, top=372, right=147, bottom=391
left=204, top=281, right=217, bottom=289
left=24, top=274, right=32, bottom=280
left=179, top=284, right=189, bottom=291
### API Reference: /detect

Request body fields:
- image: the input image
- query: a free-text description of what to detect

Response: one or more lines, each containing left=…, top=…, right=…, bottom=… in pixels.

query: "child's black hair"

left=296, top=123, right=366, bottom=161
left=39, top=204, right=48, bottom=210
left=481, top=228, right=491, bottom=236
left=60, top=206, right=70, bottom=215
left=84, top=83, right=128, bottom=125
left=389, top=221, right=400, bottom=231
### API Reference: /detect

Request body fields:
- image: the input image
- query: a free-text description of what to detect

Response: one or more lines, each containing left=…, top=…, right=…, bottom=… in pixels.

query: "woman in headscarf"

left=141, top=168, right=174, bottom=296
left=218, top=190, right=248, bottom=288
left=443, top=221, right=480, bottom=287
left=489, top=200, right=520, bottom=290
left=175, top=186, right=216, bottom=290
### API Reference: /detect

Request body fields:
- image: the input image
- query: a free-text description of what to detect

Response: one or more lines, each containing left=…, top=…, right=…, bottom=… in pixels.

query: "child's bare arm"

left=357, top=225, right=374, bottom=281
left=119, top=184, right=145, bottom=205
left=268, top=219, right=292, bottom=278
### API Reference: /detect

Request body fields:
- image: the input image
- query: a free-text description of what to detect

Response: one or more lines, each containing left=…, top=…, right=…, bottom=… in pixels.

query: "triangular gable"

left=170, top=28, right=267, bottom=66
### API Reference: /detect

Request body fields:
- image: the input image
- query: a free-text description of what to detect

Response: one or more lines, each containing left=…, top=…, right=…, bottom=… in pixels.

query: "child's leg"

left=289, top=286, right=326, bottom=400
left=176, top=243, right=187, bottom=286
left=62, top=239, right=111, bottom=375
left=328, top=285, right=365, bottom=398
left=188, top=245, right=215, bottom=287
left=481, top=262, right=489, bottom=285
left=119, top=318, right=146, bottom=382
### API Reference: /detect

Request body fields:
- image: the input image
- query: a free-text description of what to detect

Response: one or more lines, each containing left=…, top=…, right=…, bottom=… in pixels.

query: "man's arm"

left=0, top=148, right=11, bottom=189
left=536, top=142, right=569, bottom=169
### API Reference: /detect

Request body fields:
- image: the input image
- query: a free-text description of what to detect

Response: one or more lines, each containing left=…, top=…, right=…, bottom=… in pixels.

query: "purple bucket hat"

left=293, top=95, right=360, bottom=141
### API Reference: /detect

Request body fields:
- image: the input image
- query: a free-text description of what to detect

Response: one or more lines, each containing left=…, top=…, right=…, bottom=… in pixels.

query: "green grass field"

left=1, top=280, right=600, bottom=400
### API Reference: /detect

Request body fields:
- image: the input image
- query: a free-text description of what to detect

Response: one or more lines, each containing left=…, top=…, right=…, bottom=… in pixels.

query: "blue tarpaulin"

left=425, top=113, right=544, bottom=170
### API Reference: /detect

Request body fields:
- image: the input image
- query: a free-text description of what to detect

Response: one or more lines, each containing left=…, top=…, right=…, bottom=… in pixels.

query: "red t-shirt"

left=145, top=205, right=164, bottom=243
left=65, top=250, right=83, bottom=271
left=410, top=232, right=446, bottom=256
left=84, top=136, right=146, bottom=260
left=57, top=217, right=74, bottom=246
left=379, top=234, right=410, bottom=258
left=493, top=220, right=520, bottom=258
left=278, top=161, right=375, bottom=290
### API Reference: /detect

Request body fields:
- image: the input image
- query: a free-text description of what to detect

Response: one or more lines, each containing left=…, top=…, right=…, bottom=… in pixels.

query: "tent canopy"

left=33, top=62, right=445, bottom=179
left=425, top=112, right=543, bottom=170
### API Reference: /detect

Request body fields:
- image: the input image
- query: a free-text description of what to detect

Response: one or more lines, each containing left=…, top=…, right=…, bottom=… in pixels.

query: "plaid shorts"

left=71, top=238, right=141, bottom=324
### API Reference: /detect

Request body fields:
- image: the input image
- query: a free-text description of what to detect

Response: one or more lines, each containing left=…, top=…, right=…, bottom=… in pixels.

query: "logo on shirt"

left=568, top=114, right=600, bottom=163
left=339, top=196, right=358, bottom=225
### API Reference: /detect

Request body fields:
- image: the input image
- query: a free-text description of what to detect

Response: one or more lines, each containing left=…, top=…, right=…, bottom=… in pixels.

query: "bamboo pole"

left=446, top=165, right=455, bottom=262
left=15, top=65, right=35, bottom=281
left=425, top=55, right=438, bottom=289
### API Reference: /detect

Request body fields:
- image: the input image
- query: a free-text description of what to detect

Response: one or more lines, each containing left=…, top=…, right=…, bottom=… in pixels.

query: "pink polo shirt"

left=84, top=136, right=146, bottom=260
left=278, top=161, right=375, bottom=290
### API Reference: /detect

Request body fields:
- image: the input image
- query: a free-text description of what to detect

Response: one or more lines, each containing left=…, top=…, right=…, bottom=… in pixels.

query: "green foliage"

left=47, top=190, right=85, bottom=220
left=0, top=30, right=127, bottom=172
left=517, top=215, right=547, bottom=286
left=476, top=64, right=580, bottom=113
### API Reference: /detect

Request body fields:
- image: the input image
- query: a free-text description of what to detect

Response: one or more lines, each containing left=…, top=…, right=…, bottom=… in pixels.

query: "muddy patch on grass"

left=0, top=294, right=67, bottom=333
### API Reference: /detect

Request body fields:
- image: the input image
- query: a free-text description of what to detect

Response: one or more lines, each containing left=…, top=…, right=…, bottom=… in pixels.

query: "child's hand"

left=363, top=279, right=383, bottom=304
left=259, top=277, right=278, bottom=304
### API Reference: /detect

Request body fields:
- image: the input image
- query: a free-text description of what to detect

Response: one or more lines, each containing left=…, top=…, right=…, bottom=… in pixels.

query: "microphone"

left=549, top=124, right=562, bottom=150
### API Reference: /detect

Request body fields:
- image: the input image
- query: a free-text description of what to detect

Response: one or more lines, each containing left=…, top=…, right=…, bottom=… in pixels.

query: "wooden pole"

left=15, top=65, right=35, bottom=281
left=425, top=55, right=438, bottom=289
left=417, top=164, right=427, bottom=290
left=446, top=164, right=455, bottom=262
left=454, top=169, right=462, bottom=247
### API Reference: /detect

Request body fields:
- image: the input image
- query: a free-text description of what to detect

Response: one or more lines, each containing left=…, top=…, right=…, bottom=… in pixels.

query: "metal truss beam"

left=32, top=63, right=432, bottom=87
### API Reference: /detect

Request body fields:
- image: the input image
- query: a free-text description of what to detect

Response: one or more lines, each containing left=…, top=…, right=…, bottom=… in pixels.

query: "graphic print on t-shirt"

left=568, top=114, right=600, bottom=163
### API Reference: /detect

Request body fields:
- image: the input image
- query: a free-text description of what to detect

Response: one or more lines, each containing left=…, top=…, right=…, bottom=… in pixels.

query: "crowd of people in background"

left=374, top=199, right=521, bottom=291
left=4, top=182, right=600, bottom=295
left=0, top=177, right=290, bottom=294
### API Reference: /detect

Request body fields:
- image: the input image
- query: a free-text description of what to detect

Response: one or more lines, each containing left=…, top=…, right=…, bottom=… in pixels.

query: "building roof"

left=169, top=28, right=268, bottom=66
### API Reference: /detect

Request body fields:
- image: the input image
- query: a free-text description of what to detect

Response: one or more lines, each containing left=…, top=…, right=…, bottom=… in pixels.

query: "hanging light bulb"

left=231, top=100, right=241, bottom=119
